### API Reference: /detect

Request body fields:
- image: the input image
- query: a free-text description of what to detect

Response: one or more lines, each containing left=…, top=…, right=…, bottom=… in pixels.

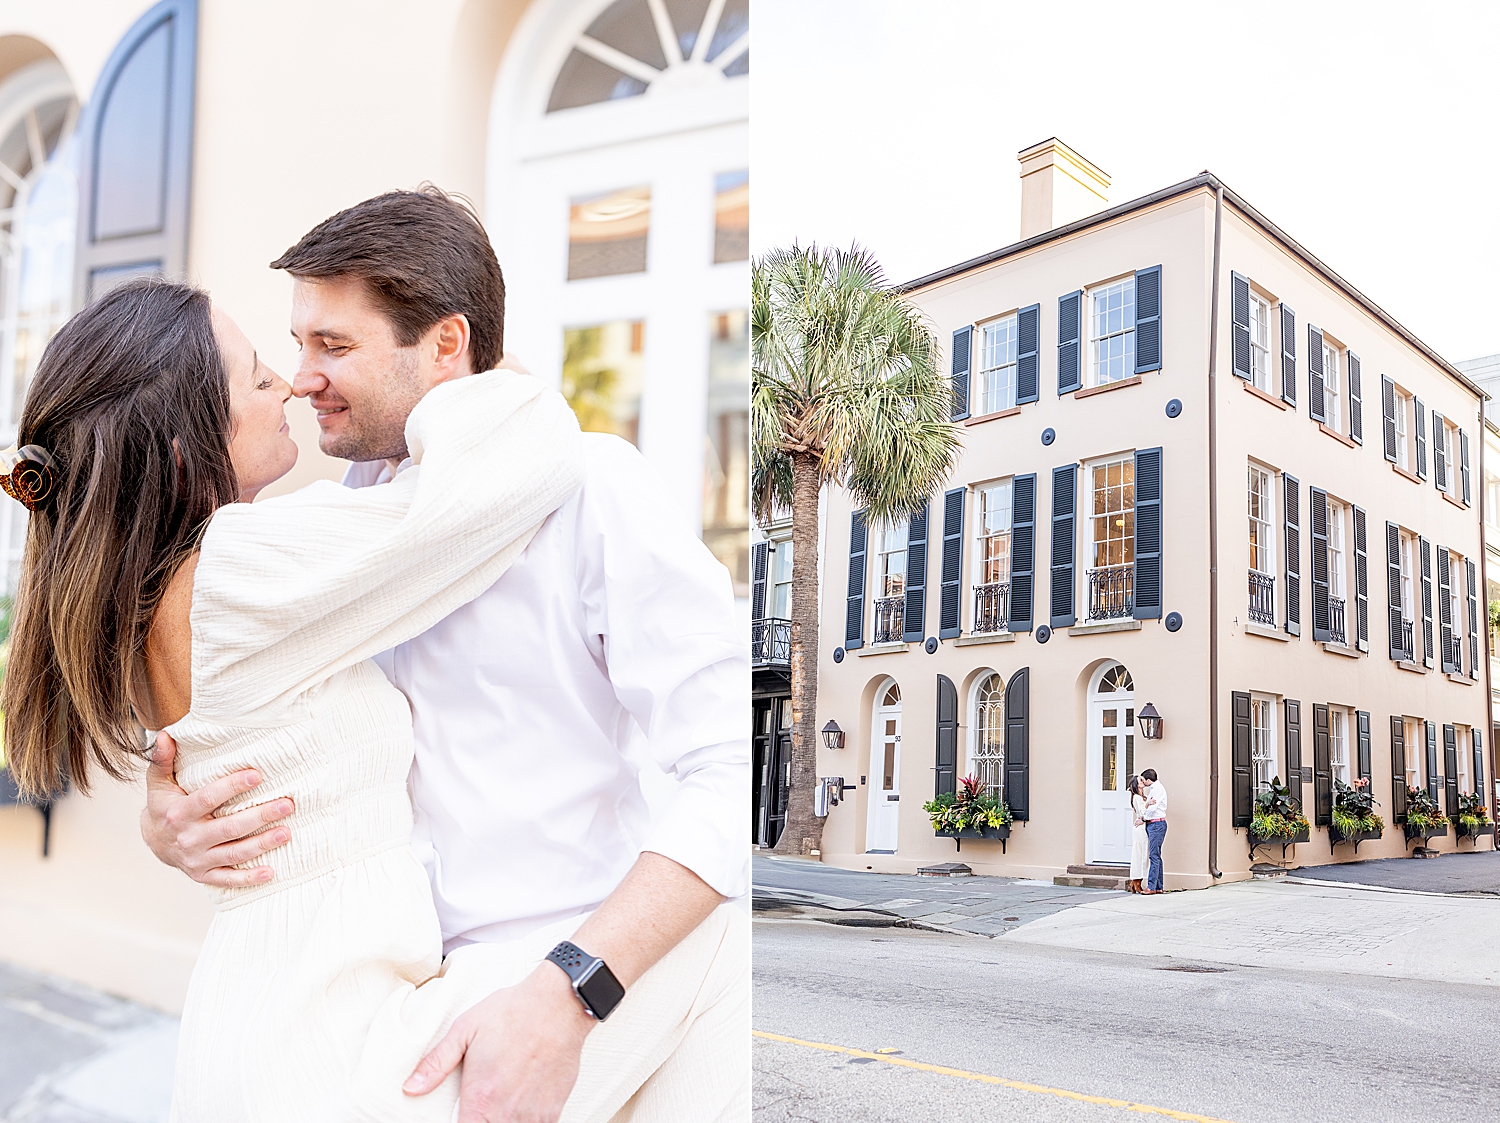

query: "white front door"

left=1086, top=684, right=1135, bottom=865
left=866, top=700, right=902, bottom=852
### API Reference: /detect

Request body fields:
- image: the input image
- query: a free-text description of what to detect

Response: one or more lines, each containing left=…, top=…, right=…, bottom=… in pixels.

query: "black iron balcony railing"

left=1446, top=633, right=1464, bottom=671
left=972, top=582, right=1011, bottom=634
left=1395, top=618, right=1414, bottom=662
left=1087, top=565, right=1134, bottom=621
left=751, top=618, right=791, bottom=668
left=1248, top=570, right=1275, bottom=626
left=873, top=596, right=905, bottom=643
left=1329, top=596, right=1346, bottom=646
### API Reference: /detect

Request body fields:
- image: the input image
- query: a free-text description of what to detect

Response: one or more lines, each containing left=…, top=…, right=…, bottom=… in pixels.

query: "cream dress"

left=1129, top=793, right=1149, bottom=882
left=165, top=372, right=585, bottom=1123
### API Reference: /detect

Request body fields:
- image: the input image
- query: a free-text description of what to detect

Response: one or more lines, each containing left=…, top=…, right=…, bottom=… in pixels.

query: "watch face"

left=577, top=961, right=626, bottom=1020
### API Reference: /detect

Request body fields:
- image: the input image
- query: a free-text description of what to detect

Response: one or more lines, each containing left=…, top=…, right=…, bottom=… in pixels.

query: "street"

left=753, top=857, right=1500, bottom=1122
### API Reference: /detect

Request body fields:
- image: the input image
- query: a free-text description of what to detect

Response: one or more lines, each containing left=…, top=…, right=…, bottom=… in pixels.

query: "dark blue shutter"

left=1381, top=376, right=1398, bottom=462
left=1133, top=447, right=1162, bottom=620
left=1230, top=272, right=1251, bottom=381
left=1466, top=557, right=1479, bottom=680
left=1357, top=711, right=1372, bottom=785
left=938, top=487, right=965, bottom=639
left=1050, top=464, right=1076, bottom=628
left=1347, top=352, right=1363, bottom=444
left=1426, top=721, right=1439, bottom=803
left=1473, top=730, right=1485, bottom=806
left=903, top=501, right=929, bottom=642
left=1057, top=290, right=1083, bottom=394
left=950, top=326, right=972, bottom=421
left=1444, top=724, right=1460, bottom=820
left=1231, top=690, right=1252, bottom=828
left=1386, top=522, right=1404, bottom=660
left=1307, top=326, right=1326, bottom=424
left=1133, top=265, right=1162, bottom=374
left=1284, top=474, right=1301, bottom=636
left=935, top=675, right=958, bottom=799
left=75, top=0, right=199, bottom=306
left=845, top=510, right=867, bottom=650
left=1438, top=545, right=1455, bottom=674
left=1009, top=474, right=1036, bottom=632
left=1391, top=717, right=1408, bottom=824
left=1433, top=411, right=1447, bottom=492
left=1461, top=429, right=1471, bottom=505
left=1414, top=398, right=1428, bottom=478
left=1312, top=703, right=1332, bottom=827
left=1309, top=486, right=1330, bottom=642
left=1420, top=537, right=1434, bottom=667
left=1285, top=700, right=1304, bottom=815
left=1279, top=304, right=1297, bottom=405
left=1353, top=506, right=1368, bottom=653
left=1004, top=667, right=1029, bottom=820
left=1016, top=303, right=1040, bottom=404
left=751, top=541, right=768, bottom=620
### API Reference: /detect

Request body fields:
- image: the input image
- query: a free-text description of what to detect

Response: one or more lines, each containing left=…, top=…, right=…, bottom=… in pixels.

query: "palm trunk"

left=773, top=451, right=824, bottom=856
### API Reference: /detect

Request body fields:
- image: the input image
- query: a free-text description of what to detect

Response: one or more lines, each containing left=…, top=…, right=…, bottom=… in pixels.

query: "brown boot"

left=1127, top=879, right=1140, bottom=893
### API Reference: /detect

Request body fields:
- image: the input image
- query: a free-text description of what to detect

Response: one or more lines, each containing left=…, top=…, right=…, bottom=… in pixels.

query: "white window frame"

left=1457, top=725, right=1472, bottom=794
left=876, top=521, right=907, bottom=600
left=1322, top=340, right=1342, bottom=432
left=1088, top=277, right=1135, bottom=388
left=1085, top=455, right=1135, bottom=622
left=972, top=479, right=1013, bottom=634
left=1485, top=472, right=1500, bottom=532
left=1394, top=387, right=1411, bottom=471
left=1449, top=549, right=1464, bottom=670
left=1329, top=707, right=1350, bottom=786
left=1251, top=694, right=1276, bottom=796
left=976, top=313, right=1019, bottom=416
left=1399, top=530, right=1416, bottom=626
left=1248, top=291, right=1272, bottom=392
left=970, top=672, right=1006, bottom=803
left=1327, top=499, right=1346, bottom=602
left=1248, top=462, right=1276, bottom=625
left=769, top=537, right=793, bottom=619
left=1440, top=420, right=1458, bottom=496
left=1404, top=718, right=1421, bottom=791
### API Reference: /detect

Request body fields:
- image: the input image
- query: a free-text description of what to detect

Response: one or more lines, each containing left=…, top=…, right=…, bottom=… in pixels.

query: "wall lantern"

left=1138, top=703, right=1163, bottom=740
left=821, top=720, right=846, bottom=750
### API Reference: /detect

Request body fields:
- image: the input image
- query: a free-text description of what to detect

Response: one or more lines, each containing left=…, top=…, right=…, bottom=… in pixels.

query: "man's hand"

left=404, top=961, right=593, bottom=1123
left=140, top=731, right=294, bottom=887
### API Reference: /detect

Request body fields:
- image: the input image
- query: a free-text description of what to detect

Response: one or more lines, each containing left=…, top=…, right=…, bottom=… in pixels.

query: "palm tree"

left=752, top=244, right=959, bottom=856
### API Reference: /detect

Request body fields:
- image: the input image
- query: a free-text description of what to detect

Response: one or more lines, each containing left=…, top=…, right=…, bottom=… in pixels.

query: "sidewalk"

left=0, top=962, right=175, bottom=1123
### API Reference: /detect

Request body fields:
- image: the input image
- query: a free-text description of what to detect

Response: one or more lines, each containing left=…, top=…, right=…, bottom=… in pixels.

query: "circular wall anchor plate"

left=1165, top=612, right=1182, bottom=632
left=1036, top=625, right=1052, bottom=643
left=833, top=647, right=845, bottom=662
left=1165, top=398, right=1183, bottom=418
left=1041, top=427, right=1056, bottom=446
left=925, top=637, right=939, bottom=654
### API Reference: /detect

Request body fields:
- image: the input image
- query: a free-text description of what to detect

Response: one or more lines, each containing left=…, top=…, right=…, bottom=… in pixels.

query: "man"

left=1140, top=767, right=1168, bottom=894
left=143, top=188, right=748, bottom=1122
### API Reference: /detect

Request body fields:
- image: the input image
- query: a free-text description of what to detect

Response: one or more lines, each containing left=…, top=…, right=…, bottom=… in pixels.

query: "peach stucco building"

left=807, top=141, right=1494, bottom=888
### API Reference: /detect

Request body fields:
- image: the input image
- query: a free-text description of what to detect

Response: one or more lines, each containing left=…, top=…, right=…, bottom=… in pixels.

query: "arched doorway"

left=866, top=679, right=902, bottom=853
left=1086, top=661, right=1135, bottom=864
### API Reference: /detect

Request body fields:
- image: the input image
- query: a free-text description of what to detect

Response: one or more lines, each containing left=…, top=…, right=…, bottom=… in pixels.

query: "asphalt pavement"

left=753, top=916, right=1496, bottom=1123
left=1291, top=848, right=1500, bottom=894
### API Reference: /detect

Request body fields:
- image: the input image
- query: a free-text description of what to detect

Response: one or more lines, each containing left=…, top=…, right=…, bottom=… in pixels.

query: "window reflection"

left=704, top=310, right=748, bottom=595
left=713, top=169, right=748, bottom=264
left=561, top=319, right=645, bottom=446
left=568, top=185, right=650, bottom=280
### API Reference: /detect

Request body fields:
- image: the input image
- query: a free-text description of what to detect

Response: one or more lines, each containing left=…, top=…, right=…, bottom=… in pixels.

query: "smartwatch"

left=545, top=940, right=626, bottom=1021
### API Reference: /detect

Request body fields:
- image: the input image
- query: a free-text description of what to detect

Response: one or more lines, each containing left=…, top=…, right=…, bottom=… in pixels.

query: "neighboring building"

left=751, top=521, right=793, bottom=848
left=1457, top=353, right=1500, bottom=795
left=811, top=140, right=1494, bottom=888
left=0, top=0, right=747, bottom=1012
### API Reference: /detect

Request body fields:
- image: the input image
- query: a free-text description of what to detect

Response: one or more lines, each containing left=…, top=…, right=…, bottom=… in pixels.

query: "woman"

left=1127, top=775, right=1149, bottom=894
left=2, top=280, right=584, bottom=1120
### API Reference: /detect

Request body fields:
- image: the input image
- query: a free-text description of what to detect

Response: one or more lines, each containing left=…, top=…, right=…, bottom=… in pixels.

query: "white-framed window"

left=1404, top=718, right=1421, bottom=791
left=1449, top=549, right=1464, bottom=670
left=1087, top=457, right=1135, bottom=620
left=1248, top=291, right=1272, bottom=392
left=977, top=313, right=1018, bottom=416
left=1399, top=530, right=1416, bottom=626
left=1457, top=725, right=1472, bottom=794
left=876, top=521, right=907, bottom=600
left=1251, top=694, right=1276, bottom=795
left=1089, top=277, right=1135, bottom=387
left=1439, top=420, right=1458, bottom=497
left=971, top=673, right=1005, bottom=802
left=1327, top=498, right=1347, bottom=644
left=1322, top=340, right=1341, bottom=431
left=973, top=479, right=1012, bottom=633
left=1485, top=472, right=1500, bottom=532
left=769, top=538, right=793, bottom=618
left=1394, top=387, right=1411, bottom=470
left=1248, top=463, right=1275, bottom=625
left=1329, top=707, right=1350, bottom=785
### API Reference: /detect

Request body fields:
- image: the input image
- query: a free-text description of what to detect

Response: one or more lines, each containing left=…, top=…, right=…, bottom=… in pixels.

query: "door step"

left=1065, top=863, right=1131, bottom=877
left=1054, top=872, right=1129, bottom=890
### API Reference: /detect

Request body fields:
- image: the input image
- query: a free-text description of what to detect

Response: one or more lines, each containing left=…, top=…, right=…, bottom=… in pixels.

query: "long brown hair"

left=3, top=279, right=238, bottom=798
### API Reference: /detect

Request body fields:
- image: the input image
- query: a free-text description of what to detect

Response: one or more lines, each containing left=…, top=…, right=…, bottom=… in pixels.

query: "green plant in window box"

left=1330, top=778, right=1384, bottom=838
left=1455, top=790, right=1492, bottom=834
left=923, top=774, right=1011, bottom=832
left=1250, top=776, right=1311, bottom=839
left=1404, top=787, right=1448, bottom=832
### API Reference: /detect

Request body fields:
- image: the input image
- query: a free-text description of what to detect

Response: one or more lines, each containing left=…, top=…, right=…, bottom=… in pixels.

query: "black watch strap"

left=546, top=940, right=626, bottom=1021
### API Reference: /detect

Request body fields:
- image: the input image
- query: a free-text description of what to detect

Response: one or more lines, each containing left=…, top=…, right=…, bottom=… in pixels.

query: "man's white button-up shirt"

left=347, top=432, right=748, bottom=953
left=1143, top=780, right=1168, bottom=821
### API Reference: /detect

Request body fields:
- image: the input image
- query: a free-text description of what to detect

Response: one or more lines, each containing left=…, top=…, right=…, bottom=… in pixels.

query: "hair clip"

left=0, top=444, right=58, bottom=511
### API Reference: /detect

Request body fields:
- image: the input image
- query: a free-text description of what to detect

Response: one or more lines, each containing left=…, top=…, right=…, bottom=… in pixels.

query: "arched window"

left=881, top=682, right=901, bottom=707
left=1097, top=663, right=1134, bottom=693
left=0, top=59, right=78, bottom=590
left=971, top=673, right=1005, bottom=801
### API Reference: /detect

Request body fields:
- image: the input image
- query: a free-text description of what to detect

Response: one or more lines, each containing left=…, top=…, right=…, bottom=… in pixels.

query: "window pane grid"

left=1323, top=343, right=1339, bottom=430
left=1330, top=709, right=1348, bottom=785
left=1090, top=279, right=1135, bottom=386
left=973, top=675, right=1005, bottom=802
left=978, top=314, right=1018, bottom=415
left=978, top=481, right=1012, bottom=585
left=1251, top=697, right=1275, bottom=794
left=1249, top=294, right=1271, bottom=390
left=1090, top=459, right=1135, bottom=569
left=1247, top=466, right=1273, bottom=574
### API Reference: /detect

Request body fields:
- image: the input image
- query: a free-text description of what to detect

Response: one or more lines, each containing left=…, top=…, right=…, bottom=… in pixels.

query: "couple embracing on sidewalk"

left=1127, top=770, right=1167, bottom=895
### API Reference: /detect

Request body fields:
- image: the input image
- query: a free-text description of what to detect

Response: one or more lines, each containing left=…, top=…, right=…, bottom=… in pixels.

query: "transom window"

left=977, top=313, right=1018, bottom=415
left=1248, top=292, right=1271, bottom=391
left=1251, top=695, right=1276, bottom=795
left=882, top=682, right=901, bottom=707
left=972, top=673, right=1005, bottom=802
left=1097, top=664, right=1134, bottom=693
left=1089, top=278, right=1135, bottom=386
left=1322, top=340, right=1341, bottom=431
left=1329, top=707, right=1349, bottom=785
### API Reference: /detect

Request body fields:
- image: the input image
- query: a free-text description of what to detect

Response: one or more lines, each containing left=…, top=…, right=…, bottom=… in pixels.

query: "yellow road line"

left=752, top=1030, right=1239, bottom=1123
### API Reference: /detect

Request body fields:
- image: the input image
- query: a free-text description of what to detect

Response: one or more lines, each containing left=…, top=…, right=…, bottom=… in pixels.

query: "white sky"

left=751, top=0, right=1500, bottom=363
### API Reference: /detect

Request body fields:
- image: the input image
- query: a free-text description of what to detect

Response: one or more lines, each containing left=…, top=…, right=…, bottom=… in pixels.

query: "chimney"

left=1017, top=138, right=1110, bottom=239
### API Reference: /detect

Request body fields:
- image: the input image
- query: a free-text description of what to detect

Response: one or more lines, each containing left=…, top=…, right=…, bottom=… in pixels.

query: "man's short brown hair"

left=270, top=186, right=506, bottom=372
